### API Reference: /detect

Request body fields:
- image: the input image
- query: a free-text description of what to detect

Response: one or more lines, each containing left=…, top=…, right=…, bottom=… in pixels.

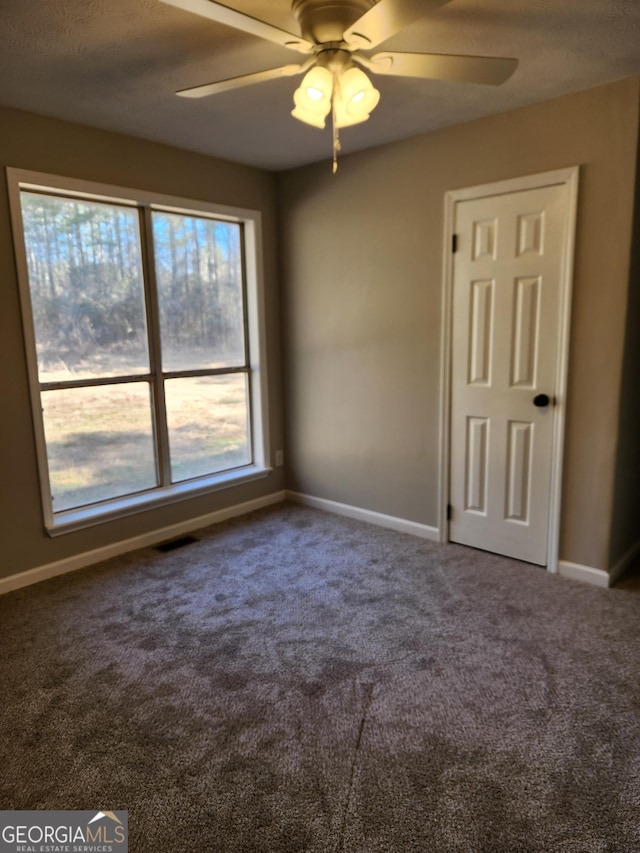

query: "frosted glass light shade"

left=291, top=64, right=380, bottom=131
left=291, top=66, right=333, bottom=128
left=333, top=66, right=380, bottom=128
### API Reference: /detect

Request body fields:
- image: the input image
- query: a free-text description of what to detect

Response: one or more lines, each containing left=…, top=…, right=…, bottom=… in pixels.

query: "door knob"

left=533, top=393, right=550, bottom=407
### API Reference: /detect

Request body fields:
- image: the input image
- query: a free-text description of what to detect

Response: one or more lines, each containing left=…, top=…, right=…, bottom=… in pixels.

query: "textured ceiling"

left=0, top=0, right=639, bottom=171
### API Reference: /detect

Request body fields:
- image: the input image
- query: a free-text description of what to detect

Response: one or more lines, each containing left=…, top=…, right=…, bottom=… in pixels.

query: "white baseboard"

left=558, top=560, right=611, bottom=588
left=558, top=540, right=640, bottom=588
left=0, top=491, right=286, bottom=597
left=286, top=491, right=440, bottom=541
left=7, top=488, right=627, bottom=595
left=608, top=538, right=640, bottom=586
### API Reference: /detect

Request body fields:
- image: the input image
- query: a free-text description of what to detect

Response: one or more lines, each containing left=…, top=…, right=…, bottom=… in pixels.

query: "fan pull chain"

left=332, top=110, right=340, bottom=174
left=332, top=74, right=340, bottom=174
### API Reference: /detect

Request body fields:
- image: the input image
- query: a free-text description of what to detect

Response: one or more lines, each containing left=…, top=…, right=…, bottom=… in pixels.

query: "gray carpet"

left=1, top=502, right=639, bottom=852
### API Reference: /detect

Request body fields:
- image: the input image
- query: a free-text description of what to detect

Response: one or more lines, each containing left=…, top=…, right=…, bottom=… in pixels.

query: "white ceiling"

left=1, top=0, right=639, bottom=171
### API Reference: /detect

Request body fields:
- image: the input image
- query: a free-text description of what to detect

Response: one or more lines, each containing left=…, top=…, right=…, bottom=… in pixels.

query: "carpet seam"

left=334, top=682, right=376, bottom=853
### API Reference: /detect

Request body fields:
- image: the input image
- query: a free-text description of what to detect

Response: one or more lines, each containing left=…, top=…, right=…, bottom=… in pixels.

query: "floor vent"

left=155, top=535, right=199, bottom=553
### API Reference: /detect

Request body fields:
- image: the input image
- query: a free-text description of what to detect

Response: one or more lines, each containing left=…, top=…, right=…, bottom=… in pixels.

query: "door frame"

left=438, top=167, right=580, bottom=573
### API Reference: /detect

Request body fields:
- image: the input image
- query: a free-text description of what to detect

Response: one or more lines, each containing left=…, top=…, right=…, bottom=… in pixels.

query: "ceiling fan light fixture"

left=291, top=65, right=333, bottom=127
left=163, top=0, right=520, bottom=170
left=334, top=66, right=380, bottom=127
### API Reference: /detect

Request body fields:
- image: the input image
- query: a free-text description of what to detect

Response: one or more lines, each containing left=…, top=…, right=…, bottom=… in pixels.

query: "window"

left=8, top=170, right=270, bottom=534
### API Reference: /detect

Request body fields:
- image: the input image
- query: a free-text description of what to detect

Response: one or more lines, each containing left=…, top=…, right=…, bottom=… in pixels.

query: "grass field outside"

left=41, top=349, right=250, bottom=511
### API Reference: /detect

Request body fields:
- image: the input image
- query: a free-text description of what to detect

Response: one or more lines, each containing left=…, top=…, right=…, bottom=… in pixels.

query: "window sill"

left=46, top=465, right=272, bottom=537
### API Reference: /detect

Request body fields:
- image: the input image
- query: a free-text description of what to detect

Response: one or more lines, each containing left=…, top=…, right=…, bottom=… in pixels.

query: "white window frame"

left=7, top=168, right=271, bottom=536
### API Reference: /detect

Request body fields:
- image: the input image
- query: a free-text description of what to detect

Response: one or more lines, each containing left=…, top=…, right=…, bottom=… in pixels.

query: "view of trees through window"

left=20, top=190, right=251, bottom=513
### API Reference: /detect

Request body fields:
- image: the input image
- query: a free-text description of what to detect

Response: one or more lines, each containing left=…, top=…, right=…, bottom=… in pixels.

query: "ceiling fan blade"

left=344, top=0, right=452, bottom=50
left=159, top=0, right=314, bottom=53
left=362, top=51, right=518, bottom=85
left=176, top=62, right=311, bottom=98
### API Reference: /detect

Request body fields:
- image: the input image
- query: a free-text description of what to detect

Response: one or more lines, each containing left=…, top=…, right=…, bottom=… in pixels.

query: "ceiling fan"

left=160, top=0, right=518, bottom=169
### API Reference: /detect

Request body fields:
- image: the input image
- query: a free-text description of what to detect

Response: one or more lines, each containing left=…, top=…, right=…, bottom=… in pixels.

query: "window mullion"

left=41, top=374, right=154, bottom=392
left=139, top=207, right=172, bottom=488
left=162, top=366, right=248, bottom=380
left=239, top=223, right=255, bottom=465
left=239, top=224, right=251, bottom=369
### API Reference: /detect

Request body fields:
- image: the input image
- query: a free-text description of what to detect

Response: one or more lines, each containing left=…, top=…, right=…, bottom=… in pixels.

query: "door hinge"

left=452, top=234, right=458, bottom=253
left=447, top=503, right=452, bottom=521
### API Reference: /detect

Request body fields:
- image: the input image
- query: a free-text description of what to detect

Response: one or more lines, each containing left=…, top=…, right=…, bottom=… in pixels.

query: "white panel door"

left=449, top=184, right=568, bottom=565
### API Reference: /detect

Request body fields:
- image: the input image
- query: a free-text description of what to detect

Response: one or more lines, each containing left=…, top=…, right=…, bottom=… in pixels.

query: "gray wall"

left=0, top=105, right=284, bottom=579
left=3, top=76, right=639, bottom=584
left=278, top=76, right=640, bottom=573
left=609, top=86, right=640, bottom=571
